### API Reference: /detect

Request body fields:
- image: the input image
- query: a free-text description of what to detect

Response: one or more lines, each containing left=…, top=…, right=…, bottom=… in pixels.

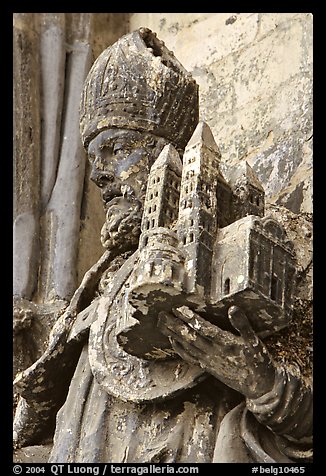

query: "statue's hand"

left=158, top=305, right=276, bottom=399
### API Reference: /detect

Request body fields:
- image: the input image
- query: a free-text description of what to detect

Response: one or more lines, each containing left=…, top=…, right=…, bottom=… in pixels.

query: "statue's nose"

left=90, top=164, right=115, bottom=186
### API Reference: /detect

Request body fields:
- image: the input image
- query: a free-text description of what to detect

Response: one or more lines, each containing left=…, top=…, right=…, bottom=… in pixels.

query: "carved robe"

left=46, top=252, right=312, bottom=463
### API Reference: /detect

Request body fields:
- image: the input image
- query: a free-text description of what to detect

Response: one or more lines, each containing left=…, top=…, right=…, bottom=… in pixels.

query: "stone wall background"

left=129, top=13, right=313, bottom=214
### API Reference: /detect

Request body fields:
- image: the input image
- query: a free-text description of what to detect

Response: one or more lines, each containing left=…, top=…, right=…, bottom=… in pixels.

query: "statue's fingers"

left=172, top=306, right=231, bottom=341
left=228, top=306, right=258, bottom=344
left=168, top=339, right=204, bottom=367
left=158, top=311, right=212, bottom=353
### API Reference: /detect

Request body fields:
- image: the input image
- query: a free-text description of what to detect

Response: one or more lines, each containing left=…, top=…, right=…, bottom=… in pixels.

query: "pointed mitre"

left=80, top=28, right=199, bottom=150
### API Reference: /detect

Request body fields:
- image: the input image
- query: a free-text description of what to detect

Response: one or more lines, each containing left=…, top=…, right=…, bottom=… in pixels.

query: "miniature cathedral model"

left=120, top=122, right=297, bottom=359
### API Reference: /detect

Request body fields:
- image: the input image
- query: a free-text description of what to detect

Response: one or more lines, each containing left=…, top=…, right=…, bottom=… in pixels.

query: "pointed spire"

left=151, top=143, right=182, bottom=174
left=244, top=162, right=264, bottom=191
left=185, top=121, right=220, bottom=155
left=227, top=161, right=264, bottom=192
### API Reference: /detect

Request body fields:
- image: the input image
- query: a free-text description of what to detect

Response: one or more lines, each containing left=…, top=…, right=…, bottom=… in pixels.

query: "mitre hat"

left=80, top=28, right=199, bottom=150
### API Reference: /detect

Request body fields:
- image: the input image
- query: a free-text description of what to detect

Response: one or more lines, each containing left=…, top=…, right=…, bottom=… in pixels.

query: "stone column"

left=13, top=13, right=41, bottom=300
left=40, top=13, right=93, bottom=302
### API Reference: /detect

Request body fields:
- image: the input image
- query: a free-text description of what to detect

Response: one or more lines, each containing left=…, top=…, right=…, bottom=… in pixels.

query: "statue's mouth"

left=101, top=185, right=123, bottom=207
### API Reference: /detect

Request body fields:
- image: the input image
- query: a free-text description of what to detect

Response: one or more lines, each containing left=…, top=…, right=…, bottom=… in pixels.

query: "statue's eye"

left=113, top=144, right=125, bottom=156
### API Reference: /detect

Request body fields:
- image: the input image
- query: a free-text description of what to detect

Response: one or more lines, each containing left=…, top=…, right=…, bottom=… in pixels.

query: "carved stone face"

left=87, top=128, right=168, bottom=249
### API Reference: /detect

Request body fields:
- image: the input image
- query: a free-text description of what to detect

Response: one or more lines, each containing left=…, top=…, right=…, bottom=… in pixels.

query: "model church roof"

left=151, top=143, right=182, bottom=174
left=186, top=121, right=221, bottom=156
left=226, top=160, right=264, bottom=192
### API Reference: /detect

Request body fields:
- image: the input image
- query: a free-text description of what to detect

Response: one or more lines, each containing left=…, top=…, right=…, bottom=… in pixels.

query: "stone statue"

left=13, top=28, right=312, bottom=463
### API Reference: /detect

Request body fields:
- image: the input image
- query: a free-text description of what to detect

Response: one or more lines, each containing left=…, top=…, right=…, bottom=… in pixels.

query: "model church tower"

left=120, top=121, right=297, bottom=359
left=139, top=144, right=182, bottom=249
left=225, top=160, right=265, bottom=220
left=177, top=122, right=220, bottom=296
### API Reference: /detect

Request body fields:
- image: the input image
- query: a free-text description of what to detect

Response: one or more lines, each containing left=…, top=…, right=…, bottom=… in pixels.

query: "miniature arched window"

left=153, top=205, right=157, bottom=212
left=146, top=220, right=150, bottom=230
left=144, top=236, right=149, bottom=247
left=270, top=274, right=280, bottom=302
left=224, top=278, right=230, bottom=295
left=189, top=232, right=194, bottom=243
left=157, top=177, right=160, bottom=183
left=256, top=196, right=260, bottom=206
left=153, top=178, right=156, bottom=184
left=155, top=191, right=158, bottom=197
left=183, top=236, right=186, bottom=245
left=151, top=219, right=155, bottom=228
left=149, top=207, right=152, bottom=213
left=190, top=219, right=194, bottom=226
left=150, top=193, right=153, bottom=200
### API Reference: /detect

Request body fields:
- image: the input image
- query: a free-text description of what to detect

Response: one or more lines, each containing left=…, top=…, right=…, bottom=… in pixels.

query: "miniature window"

left=153, top=205, right=157, bottom=212
left=144, top=236, right=149, bottom=246
left=146, top=220, right=150, bottom=230
left=256, top=196, right=260, bottom=206
left=153, top=178, right=156, bottom=184
left=190, top=219, right=194, bottom=226
left=155, top=191, right=158, bottom=197
left=224, top=278, right=230, bottom=295
left=150, top=193, right=153, bottom=200
left=270, top=274, right=279, bottom=302
left=171, top=265, right=178, bottom=281
left=151, top=219, right=155, bottom=228
left=149, top=207, right=152, bottom=214
left=157, top=177, right=160, bottom=183
left=189, top=233, right=194, bottom=243
left=183, top=236, right=186, bottom=245
left=185, top=186, right=189, bottom=193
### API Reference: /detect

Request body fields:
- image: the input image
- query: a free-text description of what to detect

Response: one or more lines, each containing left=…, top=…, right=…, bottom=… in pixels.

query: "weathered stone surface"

left=13, top=19, right=312, bottom=464
left=13, top=444, right=52, bottom=464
